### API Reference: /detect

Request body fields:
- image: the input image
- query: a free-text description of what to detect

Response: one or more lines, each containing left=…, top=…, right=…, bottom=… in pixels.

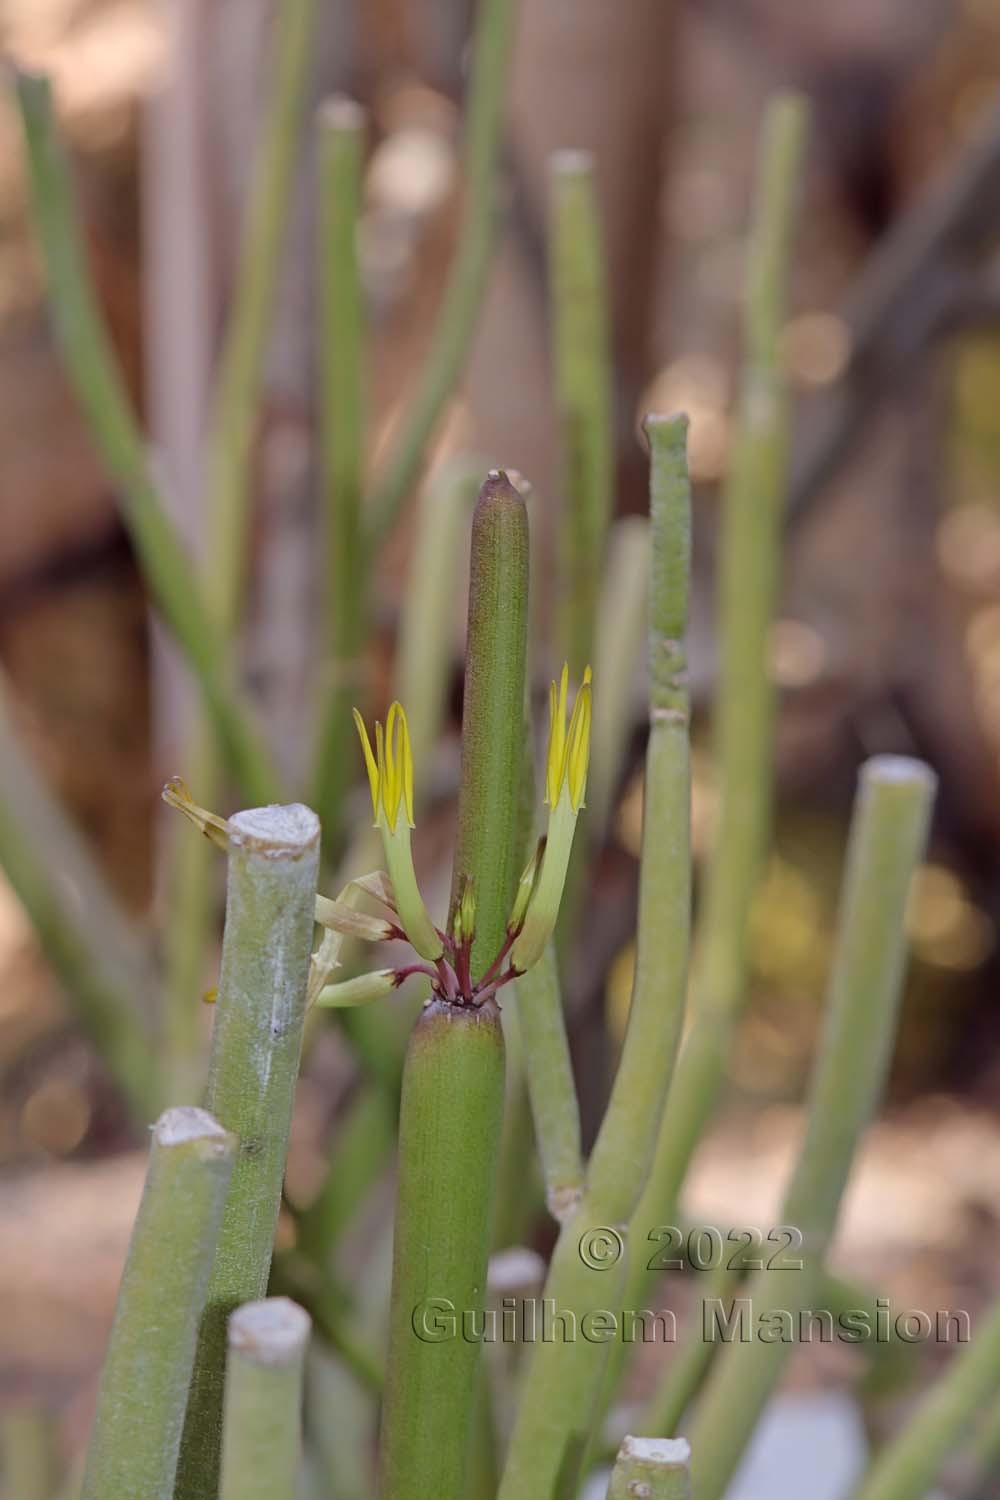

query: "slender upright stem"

left=853, top=1254, right=1000, bottom=1492
left=394, top=458, right=483, bottom=785
left=203, top=0, right=318, bottom=619
left=514, top=943, right=583, bottom=1220
left=510, top=664, right=581, bottom=1222
left=450, top=471, right=529, bottom=979
left=607, top=1437, right=691, bottom=1500
left=611, top=94, right=809, bottom=1397
left=12, top=69, right=280, bottom=807
left=497, top=414, right=692, bottom=1500
left=548, top=151, right=615, bottom=951
left=175, top=805, right=320, bottom=1500
left=376, top=999, right=505, bottom=1500
left=588, top=516, right=650, bottom=838
left=0, top=679, right=160, bottom=1122
left=378, top=459, right=527, bottom=1497
left=165, top=0, right=320, bottom=1093
left=313, top=97, right=368, bottom=850
left=686, top=756, right=936, bottom=1500
left=585, top=414, right=691, bottom=1213
left=161, top=805, right=215, bottom=1104
left=550, top=150, right=615, bottom=678
left=219, top=1299, right=311, bottom=1500
left=366, top=0, right=516, bottom=546
left=81, top=1108, right=237, bottom=1500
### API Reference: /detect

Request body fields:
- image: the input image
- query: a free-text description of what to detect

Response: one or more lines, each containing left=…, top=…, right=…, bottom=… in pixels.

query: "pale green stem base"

left=377, top=1000, right=505, bottom=1500
left=175, top=805, right=320, bottom=1500
left=82, top=1108, right=236, bottom=1500
left=219, top=1298, right=310, bottom=1500
left=607, top=1435, right=690, bottom=1499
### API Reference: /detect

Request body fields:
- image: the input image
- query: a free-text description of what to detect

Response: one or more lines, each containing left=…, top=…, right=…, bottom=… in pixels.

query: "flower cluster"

left=321, top=666, right=591, bottom=1009
left=163, top=667, right=592, bottom=1011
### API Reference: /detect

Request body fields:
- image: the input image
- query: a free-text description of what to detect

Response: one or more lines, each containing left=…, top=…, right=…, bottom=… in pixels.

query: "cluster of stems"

left=6, top=30, right=983, bottom=1500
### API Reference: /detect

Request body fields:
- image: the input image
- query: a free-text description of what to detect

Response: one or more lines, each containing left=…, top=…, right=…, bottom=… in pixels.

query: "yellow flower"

left=352, top=702, right=442, bottom=963
left=510, top=666, right=593, bottom=972
left=353, top=701, right=415, bottom=833
left=546, top=665, right=592, bottom=811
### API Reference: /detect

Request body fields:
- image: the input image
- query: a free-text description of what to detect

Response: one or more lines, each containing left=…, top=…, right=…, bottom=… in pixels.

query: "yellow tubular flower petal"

left=375, top=718, right=386, bottom=781
left=400, top=708, right=415, bottom=827
left=544, top=665, right=593, bottom=809
left=352, top=709, right=380, bottom=820
left=383, top=704, right=400, bottom=829
left=546, top=666, right=569, bottom=807
left=354, top=703, right=419, bottom=832
left=565, top=677, right=593, bottom=811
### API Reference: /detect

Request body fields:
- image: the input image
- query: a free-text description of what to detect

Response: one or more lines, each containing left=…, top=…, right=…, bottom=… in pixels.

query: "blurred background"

left=2, top=0, right=1000, bottom=1492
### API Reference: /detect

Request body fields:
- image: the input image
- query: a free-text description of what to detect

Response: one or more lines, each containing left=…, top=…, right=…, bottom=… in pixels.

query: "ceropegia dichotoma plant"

left=2, top=14, right=969, bottom=1496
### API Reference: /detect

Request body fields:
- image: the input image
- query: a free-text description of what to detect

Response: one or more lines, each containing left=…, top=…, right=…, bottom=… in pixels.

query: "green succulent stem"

left=203, top=0, right=318, bottom=620
left=686, top=755, right=936, bottom=1500
left=313, top=97, right=368, bottom=850
left=12, top=69, right=279, bottom=808
left=164, top=0, right=319, bottom=1096
left=607, top=1437, right=691, bottom=1500
left=0, top=678, right=160, bottom=1121
left=608, top=94, right=809, bottom=1405
left=584, top=413, right=690, bottom=1213
left=854, top=1233, right=1000, bottom=1490
left=451, top=471, right=530, bottom=980
left=219, top=1299, right=311, bottom=1500
left=514, top=943, right=583, bottom=1219
left=376, top=998, right=505, bottom=1500
left=82, top=1108, right=237, bottom=1500
left=377, top=460, right=527, bottom=1493
left=496, top=414, right=692, bottom=1500
left=366, top=0, right=516, bottom=546
left=550, top=149, right=615, bottom=678
left=395, top=459, right=484, bottom=786
left=175, top=804, right=320, bottom=1500
left=588, top=517, right=651, bottom=837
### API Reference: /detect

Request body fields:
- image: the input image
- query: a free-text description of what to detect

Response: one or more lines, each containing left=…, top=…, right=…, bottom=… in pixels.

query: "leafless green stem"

left=82, top=1108, right=237, bottom=1500
left=175, top=805, right=320, bottom=1500
left=366, top=0, right=516, bottom=545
